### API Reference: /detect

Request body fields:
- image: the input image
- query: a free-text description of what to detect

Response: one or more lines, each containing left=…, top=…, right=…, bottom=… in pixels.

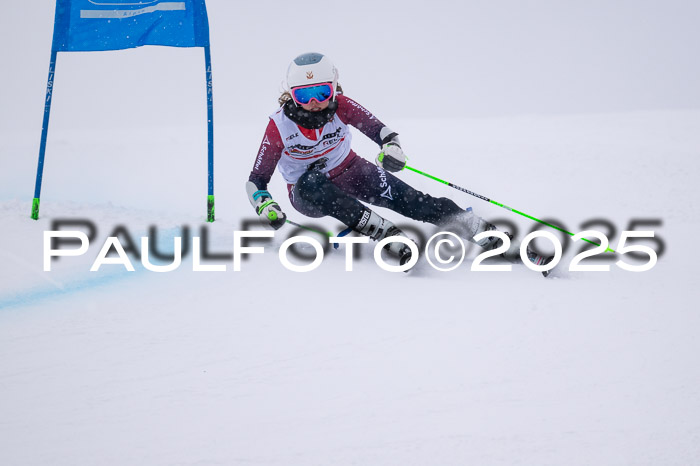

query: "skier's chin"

left=301, top=102, right=329, bottom=112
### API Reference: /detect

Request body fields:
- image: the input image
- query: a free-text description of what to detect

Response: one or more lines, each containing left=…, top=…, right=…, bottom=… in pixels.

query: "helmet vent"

left=294, top=52, right=324, bottom=66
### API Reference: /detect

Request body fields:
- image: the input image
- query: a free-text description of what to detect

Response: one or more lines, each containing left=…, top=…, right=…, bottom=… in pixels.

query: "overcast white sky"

left=0, top=0, right=698, bottom=132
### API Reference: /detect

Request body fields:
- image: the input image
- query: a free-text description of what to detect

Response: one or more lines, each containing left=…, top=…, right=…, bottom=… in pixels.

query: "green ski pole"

left=404, top=165, right=615, bottom=253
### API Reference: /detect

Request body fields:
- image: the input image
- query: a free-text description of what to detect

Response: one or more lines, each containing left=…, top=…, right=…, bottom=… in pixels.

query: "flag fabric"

left=52, top=0, right=210, bottom=51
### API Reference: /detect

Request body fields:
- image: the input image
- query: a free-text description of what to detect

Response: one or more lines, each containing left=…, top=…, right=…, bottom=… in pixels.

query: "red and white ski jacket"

left=248, top=95, right=389, bottom=189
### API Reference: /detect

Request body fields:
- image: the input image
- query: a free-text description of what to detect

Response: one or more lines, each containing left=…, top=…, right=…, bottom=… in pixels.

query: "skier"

left=246, top=52, right=547, bottom=267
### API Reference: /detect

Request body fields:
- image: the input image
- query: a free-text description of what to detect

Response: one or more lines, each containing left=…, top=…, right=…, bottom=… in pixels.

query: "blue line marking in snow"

left=0, top=227, right=185, bottom=311
left=0, top=269, right=134, bottom=311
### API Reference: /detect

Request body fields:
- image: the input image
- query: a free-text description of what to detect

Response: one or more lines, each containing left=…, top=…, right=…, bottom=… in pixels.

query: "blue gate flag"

left=52, top=0, right=210, bottom=51
left=33, top=0, right=216, bottom=221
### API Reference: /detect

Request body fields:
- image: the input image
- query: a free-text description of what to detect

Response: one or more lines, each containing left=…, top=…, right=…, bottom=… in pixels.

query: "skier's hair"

left=279, top=83, right=344, bottom=106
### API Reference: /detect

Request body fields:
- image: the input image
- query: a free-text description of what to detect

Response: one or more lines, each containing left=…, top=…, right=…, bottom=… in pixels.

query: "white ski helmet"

left=286, top=52, right=339, bottom=96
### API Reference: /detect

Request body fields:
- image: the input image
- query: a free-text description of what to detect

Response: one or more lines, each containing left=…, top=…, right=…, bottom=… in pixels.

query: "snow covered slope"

left=2, top=110, right=699, bottom=465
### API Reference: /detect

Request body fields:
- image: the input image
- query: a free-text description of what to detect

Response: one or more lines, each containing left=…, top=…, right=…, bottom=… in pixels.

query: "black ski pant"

left=289, top=156, right=464, bottom=229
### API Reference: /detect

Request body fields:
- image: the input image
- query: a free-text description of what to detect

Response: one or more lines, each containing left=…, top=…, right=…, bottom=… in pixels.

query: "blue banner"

left=52, top=0, right=210, bottom=51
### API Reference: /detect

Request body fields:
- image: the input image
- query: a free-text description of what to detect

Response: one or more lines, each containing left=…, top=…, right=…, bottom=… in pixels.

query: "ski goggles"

left=291, top=83, right=334, bottom=105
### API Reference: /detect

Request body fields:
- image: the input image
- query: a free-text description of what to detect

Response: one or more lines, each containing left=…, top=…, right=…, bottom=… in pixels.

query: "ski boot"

left=481, top=226, right=554, bottom=277
left=526, top=247, right=555, bottom=277
left=355, top=210, right=415, bottom=267
left=443, top=212, right=515, bottom=259
left=445, top=211, right=554, bottom=276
